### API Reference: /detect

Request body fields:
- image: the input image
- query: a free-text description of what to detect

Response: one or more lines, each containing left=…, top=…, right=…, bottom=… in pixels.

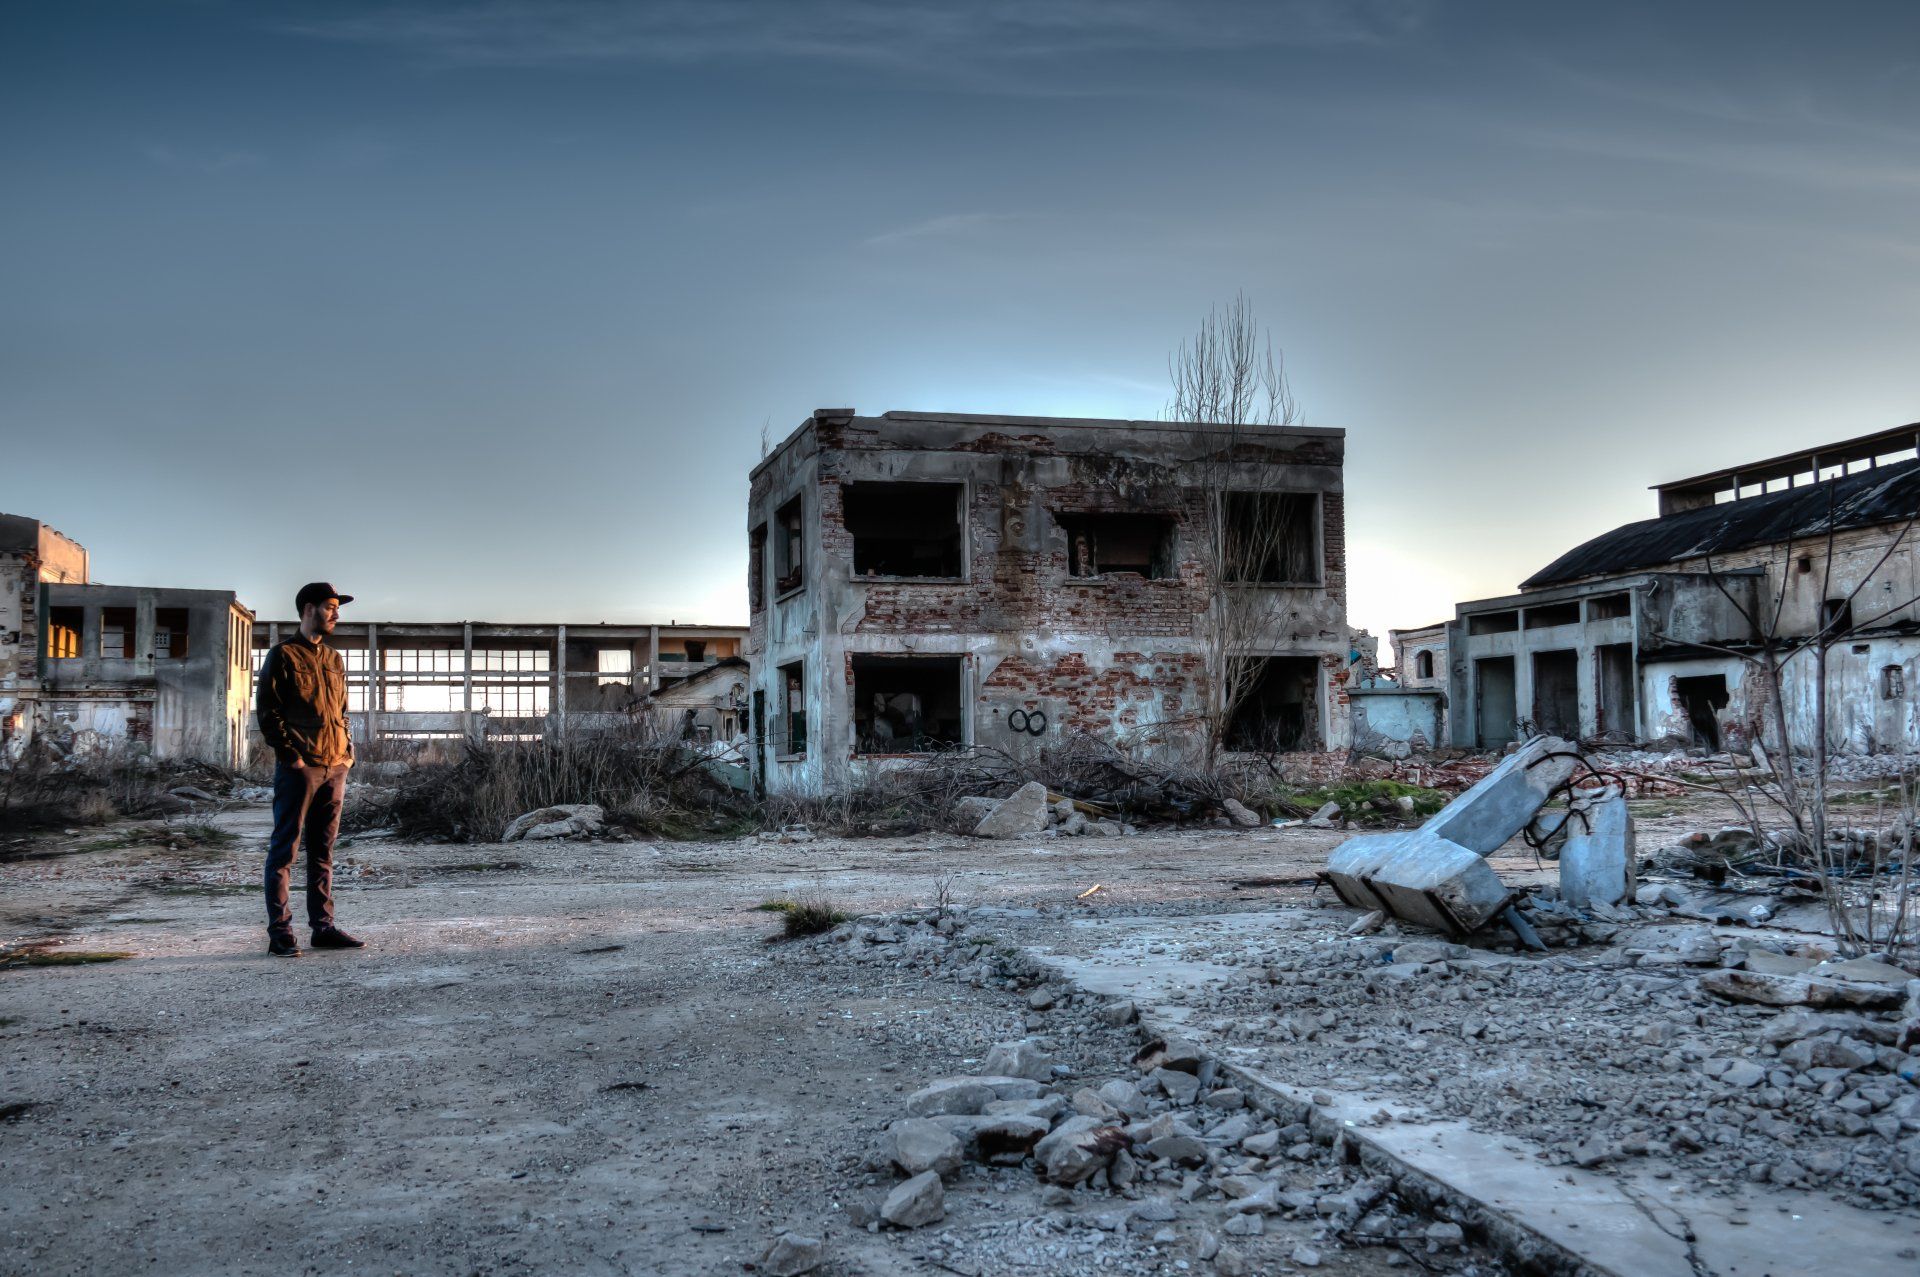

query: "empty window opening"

left=1531, top=650, right=1581, bottom=738
left=852, top=655, right=964, bottom=753
left=1587, top=593, right=1632, bottom=621
left=1225, top=657, right=1321, bottom=751
left=1820, top=597, right=1853, bottom=636
left=843, top=482, right=964, bottom=578
left=1884, top=665, right=1906, bottom=700
left=155, top=608, right=189, bottom=659
left=684, top=640, right=707, bottom=663
left=100, top=607, right=135, bottom=659
left=1597, top=643, right=1636, bottom=738
left=1475, top=656, right=1517, bottom=747
left=45, top=606, right=82, bottom=659
left=1414, top=649, right=1435, bottom=681
left=1524, top=602, right=1580, bottom=629
left=1222, top=492, right=1319, bottom=585
left=1467, top=610, right=1519, bottom=636
left=1674, top=674, right=1730, bottom=751
left=774, top=496, right=804, bottom=594
left=780, top=661, right=806, bottom=756
left=1058, top=513, right=1175, bottom=579
left=749, top=523, right=767, bottom=608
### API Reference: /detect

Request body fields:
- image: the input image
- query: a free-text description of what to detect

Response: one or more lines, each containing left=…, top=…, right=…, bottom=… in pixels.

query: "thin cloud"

left=276, top=0, right=1432, bottom=78
left=140, top=144, right=263, bottom=174
left=864, top=212, right=1026, bottom=248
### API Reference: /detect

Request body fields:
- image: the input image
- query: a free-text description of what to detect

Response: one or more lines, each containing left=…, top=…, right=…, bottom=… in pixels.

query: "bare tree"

left=1167, top=295, right=1312, bottom=767
left=1643, top=491, right=1920, bottom=955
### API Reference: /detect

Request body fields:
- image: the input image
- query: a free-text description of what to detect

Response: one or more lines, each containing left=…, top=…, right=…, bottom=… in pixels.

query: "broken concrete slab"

left=1323, top=736, right=1578, bottom=935
left=1559, top=790, right=1636, bottom=911
left=1033, top=1115, right=1128, bottom=1185
left=880, top=1170, right=944, bottom=1228
left=1698, top=967, right=1907, bottom=1010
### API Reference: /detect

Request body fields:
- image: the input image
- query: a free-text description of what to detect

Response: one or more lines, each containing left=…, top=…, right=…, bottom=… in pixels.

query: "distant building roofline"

left=1653, top=422, right=1920, bottom=502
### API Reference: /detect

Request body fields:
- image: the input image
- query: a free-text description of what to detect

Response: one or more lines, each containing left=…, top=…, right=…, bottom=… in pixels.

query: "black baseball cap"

left=295, top=582, right=354, bottom=613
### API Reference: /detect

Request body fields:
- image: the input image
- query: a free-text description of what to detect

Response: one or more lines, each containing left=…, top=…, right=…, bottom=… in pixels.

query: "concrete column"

left=462, top=622, right=474, bottom=739
left=648, top=625, right=660, bottom=693
left=134, top=597, right=156, bottom=676
left=555, top=624, right=567, bottom=736
left=365, top=622, right=380, bottom=747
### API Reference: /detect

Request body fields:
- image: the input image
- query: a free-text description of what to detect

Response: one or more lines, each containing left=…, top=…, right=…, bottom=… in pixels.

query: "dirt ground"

left=0, top=793, right=1749, bottom=1276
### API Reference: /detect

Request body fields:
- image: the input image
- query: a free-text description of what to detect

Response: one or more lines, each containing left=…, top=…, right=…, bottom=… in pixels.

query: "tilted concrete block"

left=1326, top=830, right=1515, bottom=935
left=1558, top=791, right=1636, bottom=911
left=1322, top=736, right=1577, bottom=936
left=1423, top=736, right=1578, bottom=854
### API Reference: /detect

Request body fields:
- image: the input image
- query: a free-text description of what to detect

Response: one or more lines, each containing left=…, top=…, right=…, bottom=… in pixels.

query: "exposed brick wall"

left=982, top=650, right=1207, bottom=733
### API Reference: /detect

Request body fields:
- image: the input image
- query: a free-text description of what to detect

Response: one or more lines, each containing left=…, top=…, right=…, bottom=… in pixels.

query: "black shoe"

left=310, top=927, right=365, bottom=950
left=269, top=934, right=300, bottom=958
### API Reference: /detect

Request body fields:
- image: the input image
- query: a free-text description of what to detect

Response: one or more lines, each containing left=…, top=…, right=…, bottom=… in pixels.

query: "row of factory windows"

left=43, top=606, right=195, bottom=660
left=751, top=482, right=1324, bottom=604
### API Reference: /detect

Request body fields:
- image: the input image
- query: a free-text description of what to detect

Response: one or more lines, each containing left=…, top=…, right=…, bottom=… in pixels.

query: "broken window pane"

left=774, top=497, right=805, bottom=594
left=154, top=608, right=189, bottom=659
left=596, top=648, right=634, bottom=688
left=1226, top=656, right=1321, bottom=751
left=1057, top=513, right=1175, bottom=579
left=100, top=607, right=135, bottom=659
left=45, top=606, right=82, bottom=659
left=852, top=655, right=964, bottom=753
left=1222, top=492, right=1319, bottom=585
left=843, top=482, right=964, bottom=578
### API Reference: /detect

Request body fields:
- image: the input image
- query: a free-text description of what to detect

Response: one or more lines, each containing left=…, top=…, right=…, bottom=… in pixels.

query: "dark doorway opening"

left=1532, top=649, right=1580, bottom=738
left=843, top=482, right=964, bottom=578
left=1476, top=656, right=1517, bottom=747
left=1597, top=644, right=1636, bottom=738
left=1226, top=656, right=1321, bottom=751
left=1675, top=674, right=1730, bottom=750
left=852, top=655, right=964, bottom=753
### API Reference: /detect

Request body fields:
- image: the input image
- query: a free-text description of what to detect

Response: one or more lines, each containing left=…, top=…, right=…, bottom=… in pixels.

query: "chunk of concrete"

left=1323, top=736, right=1576, bottom=934
left=1034, top=1115, right=1129, bottom=1185
left=1559, top=791, right=1636, bottom=911
left=1422, top=736, right=1578, bottom=854
left=881, top=1171, right=945, bottom=1228
left=974, top=782, right=1052, bottom=838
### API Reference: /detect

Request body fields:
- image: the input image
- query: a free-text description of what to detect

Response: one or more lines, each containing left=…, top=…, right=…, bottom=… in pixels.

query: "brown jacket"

left=255, top=635, right=354, bottom=767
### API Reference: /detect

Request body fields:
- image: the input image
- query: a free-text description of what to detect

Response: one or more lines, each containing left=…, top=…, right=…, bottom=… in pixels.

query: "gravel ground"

left=4, top=786, right=1904, bottom=1275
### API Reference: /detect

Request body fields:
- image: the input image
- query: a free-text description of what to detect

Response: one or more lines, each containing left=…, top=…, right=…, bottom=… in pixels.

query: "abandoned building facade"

left=1426, top=425, right=1920, bottom=755
left=247, top=619, right=747, bottom=747
left=2, top=513, right=255, bottom=767
left=745, top=409, right=1351, bottom=794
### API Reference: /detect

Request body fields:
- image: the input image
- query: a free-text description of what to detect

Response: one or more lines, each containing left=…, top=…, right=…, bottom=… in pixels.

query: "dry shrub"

left=756, top=894, right=849, bottom=939
left=0, top=739, right=231, bottom=832
left=353, top=723, right=754, bottom=842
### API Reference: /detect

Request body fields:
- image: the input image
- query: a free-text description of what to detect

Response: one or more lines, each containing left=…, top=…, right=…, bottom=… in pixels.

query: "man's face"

left=304, top=598, right=341, bottom=636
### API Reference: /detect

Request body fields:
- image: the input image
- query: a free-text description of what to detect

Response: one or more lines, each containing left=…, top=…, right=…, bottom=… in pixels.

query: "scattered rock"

left=880, top=1171, right=944, bottom=1229
left=1033, top=1116, right=1128, bottom=1185
left=981, top=1038, right=1056, bottom=1083
left=757, top=1232, right=824, bottom=1276
left=502, top=803, right=606, bottom=842
left=973, top=782, right=1052, bottom=838
left=1222, top=798, right=1262, bottom=828
left=886, top=1118, right=963, bottom=1178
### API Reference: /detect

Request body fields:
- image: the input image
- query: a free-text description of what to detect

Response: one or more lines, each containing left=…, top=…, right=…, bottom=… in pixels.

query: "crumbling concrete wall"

left=0, top=514, right=90, bottom=759
left=746, top=410, right=1350, bottom=793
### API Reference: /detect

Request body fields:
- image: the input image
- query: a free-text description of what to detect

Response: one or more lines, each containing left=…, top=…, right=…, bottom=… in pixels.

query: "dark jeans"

left=265, top=761, right=348, bottom=936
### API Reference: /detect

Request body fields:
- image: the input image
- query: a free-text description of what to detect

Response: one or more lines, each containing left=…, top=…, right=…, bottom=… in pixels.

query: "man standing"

left=255, top=583, right=366, bottom=957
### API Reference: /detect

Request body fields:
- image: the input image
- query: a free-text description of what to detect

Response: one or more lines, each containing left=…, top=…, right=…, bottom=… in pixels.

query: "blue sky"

left=4, top=1, right=1918, bottom=639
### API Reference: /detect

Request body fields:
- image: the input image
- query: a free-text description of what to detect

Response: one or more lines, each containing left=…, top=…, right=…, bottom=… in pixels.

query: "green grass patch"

left=0, top=949, right=134, bottom=970
left=1294, top=779, right=1449, bottom=822
left=757, top=895, right=849, bottom=939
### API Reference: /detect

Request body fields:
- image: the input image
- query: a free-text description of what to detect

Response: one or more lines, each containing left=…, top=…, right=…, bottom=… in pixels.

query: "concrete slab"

left=1020, top=911, right=1920, bottom=1277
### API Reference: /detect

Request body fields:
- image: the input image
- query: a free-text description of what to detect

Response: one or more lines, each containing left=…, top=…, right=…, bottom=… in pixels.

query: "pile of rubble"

left=779, top=909, right=1506, bottom=1274
left=1173, top=906, right=1920, bottom=1208
left=961, top=781, right=1145, bottom=839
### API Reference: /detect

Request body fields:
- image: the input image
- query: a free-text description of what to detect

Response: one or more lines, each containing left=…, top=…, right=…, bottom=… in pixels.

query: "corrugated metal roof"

left=1522, top=457, right=1920, bottom=589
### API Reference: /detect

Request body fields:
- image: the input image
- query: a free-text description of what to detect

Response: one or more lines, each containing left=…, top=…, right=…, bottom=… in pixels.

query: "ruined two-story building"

left=744, top=409, right=1351, bottom=794
left=2, top=513, right=254, bottom=767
